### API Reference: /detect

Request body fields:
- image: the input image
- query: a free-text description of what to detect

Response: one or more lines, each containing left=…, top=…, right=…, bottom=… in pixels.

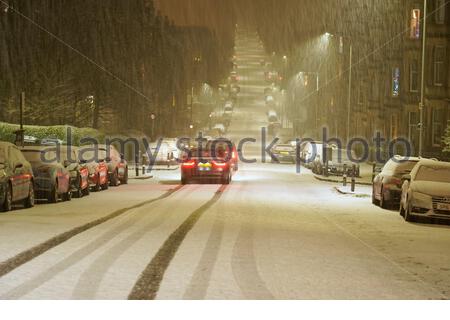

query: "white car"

left=399, top=159, right=450, bottom=222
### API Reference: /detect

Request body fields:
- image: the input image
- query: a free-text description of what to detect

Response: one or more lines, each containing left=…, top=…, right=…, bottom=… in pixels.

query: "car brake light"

left=212, top=161, right=228, bottom=168
left=232, top=151, right=237, bottom=160
left=182, top=161, right=196, bottom=168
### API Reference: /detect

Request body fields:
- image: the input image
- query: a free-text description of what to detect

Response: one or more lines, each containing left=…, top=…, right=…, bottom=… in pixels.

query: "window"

left=434, top=46, right=445, bottom=86
left=409, top=59, right=419, bottom=92
left=432, top=108, right=444, bottom=146
left=435, top=0, right=446, bottom=24
left=392, top=67, right=400, bottom=97
left=410, top=9, right=421, bottom=39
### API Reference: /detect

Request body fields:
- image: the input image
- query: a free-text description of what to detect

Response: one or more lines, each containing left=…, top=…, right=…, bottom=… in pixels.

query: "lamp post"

left=419, top=0, right=428, bottom=157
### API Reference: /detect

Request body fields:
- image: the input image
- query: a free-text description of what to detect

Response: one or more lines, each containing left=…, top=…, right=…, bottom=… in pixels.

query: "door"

left=8, top=146, right=28, bottom=201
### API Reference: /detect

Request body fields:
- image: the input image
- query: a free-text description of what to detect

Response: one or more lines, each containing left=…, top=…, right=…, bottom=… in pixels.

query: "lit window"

left=434, top=46, right=445, bottom=86
left=435, top=0, right=446, bottom=24
left=432, top=108, right=444, bottom=146
left=392, top=67, right=400, bottom=97
left=409, top=60, right=419, bottom=92
left=410, top=9, right=421, bottom=39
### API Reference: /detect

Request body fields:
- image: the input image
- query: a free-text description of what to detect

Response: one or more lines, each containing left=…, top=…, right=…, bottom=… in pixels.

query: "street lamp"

left=418, top=0, right=428, bottom=157
left=326, top=32, right=353, bottom=143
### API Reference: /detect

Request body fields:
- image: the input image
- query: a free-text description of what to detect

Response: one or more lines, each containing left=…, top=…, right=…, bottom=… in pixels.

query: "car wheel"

left=120, top=168, right=129, bottom=185
left=380, top=187, right=389, bottom=209
left=93, top=175, right=101, bottom=192
left=82, top=185, right=90, bottom=196
left=48, top=183, right=58, bottom=203
left=101, top=180, right=109, bottom=190
left=110, top=169, right=120, bottom=187
left=399, top=201, right=405, bottom=217
left=62, top=189, right=72, bottom=201
left=222, top=172, right=231, bottom=185
left=372, top=186, right=379, bottom=205
left=24, top=182, right=35, bottom=208
left=2, top=183, right=13, bottom=212
left=404, top=201, right=415, bottom=222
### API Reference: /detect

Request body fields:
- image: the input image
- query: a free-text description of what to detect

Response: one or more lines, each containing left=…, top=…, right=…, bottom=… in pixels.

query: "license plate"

left=198, top=163, right=211, bottom=172
left=436, top=203, right=450, bottom=211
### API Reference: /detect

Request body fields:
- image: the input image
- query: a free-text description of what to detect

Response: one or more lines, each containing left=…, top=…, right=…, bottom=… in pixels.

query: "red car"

left=57, top=146, right=90, bottom=198
left=181, top=139, right=237, bottom=185
left=84, top=144, right=128, bottom=186
left=78, top=146, right=109, bottom=192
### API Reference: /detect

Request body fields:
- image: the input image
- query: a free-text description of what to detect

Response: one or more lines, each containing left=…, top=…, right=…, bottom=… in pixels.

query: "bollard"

left=135, top=155, right=139, bottom=177
left=351, top=164, right=356, bottom=192
left=343, top=164, right=347, bottom=187
left=142, top=165, right=146, bottom=175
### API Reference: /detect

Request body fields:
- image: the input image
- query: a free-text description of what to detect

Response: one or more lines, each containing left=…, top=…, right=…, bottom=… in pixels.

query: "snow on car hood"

left=411, top=181, right=450, bottom=197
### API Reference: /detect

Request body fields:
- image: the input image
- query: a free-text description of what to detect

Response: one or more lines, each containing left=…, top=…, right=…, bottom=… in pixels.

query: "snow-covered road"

left=0, top=29, right=449, bottom=300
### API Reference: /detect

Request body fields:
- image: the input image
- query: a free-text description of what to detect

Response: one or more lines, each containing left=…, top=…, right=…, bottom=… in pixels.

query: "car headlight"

left=411, top=191, right=433, bottom=210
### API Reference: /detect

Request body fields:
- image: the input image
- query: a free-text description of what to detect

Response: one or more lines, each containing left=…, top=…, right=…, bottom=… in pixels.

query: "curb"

left=131, top=175, right=154, bottom=180
left=313, top=174, right=372, bottom=186
left=334, top=186, right=371, bottom=197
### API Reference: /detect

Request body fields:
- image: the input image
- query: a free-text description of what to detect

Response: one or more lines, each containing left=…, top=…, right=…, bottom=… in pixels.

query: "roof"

left=0, top=141, right=15, bottom=148
left=417, top=159, right=450, bottom=169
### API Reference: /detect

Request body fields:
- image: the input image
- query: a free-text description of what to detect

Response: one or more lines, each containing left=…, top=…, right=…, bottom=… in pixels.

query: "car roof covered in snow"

left=416, top=159, right=450, bottom=169
left=0, top=141, right=15, bottom=148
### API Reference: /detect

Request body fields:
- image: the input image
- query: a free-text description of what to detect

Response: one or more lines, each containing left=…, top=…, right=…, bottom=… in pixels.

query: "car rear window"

left=415, top=166, right=450, bottom=183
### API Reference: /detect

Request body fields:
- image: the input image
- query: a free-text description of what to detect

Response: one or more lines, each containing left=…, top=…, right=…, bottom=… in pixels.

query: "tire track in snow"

left=0, top=185, right=184, bottom=280
left=128, top=184, right=228, bottom=300
left=71, top=186, right=201, bottom=299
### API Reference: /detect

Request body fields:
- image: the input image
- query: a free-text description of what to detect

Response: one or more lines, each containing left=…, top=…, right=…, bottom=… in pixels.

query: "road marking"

left=128, top=184, right=228, bottom=300
left=0, top=185, right=184, bottom=279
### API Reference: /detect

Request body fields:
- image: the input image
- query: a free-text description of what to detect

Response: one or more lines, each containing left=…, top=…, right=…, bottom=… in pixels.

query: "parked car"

left=87, top=144, right=128, bottom=186
left=399, top=159, right=450, bottom=222
left=309, top=146, right=360, bottom=177
left=271, top=144, right=296, bottom=164
left=56, top=146, right=90, bottom=198
left=147, top=141, right=175, bottom=165
left=300, top=141, right=324, bottom=169
left=21, top=146, right=72, bottom=202
left=372, top=156, right=420, bottom=208
left=0, top=142, right=35, bottom=212
left=78, top=146, right=110, bottom=192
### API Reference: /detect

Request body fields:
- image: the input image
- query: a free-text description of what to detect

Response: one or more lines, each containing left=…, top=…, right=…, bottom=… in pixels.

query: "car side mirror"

left=402, top=174, right=411, bottom=182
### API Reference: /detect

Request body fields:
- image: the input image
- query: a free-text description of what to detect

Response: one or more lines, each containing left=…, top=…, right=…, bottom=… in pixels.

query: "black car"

left=0, top=142, right=35, bottom=212
left=21, top=147, right=72, bottom=203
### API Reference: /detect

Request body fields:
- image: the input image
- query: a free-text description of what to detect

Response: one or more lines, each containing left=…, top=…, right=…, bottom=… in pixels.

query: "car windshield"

left=22, top=150, right=58, bottom=164
left=415, top=166, right=450, bottom=183
left=393, top=160, right=418, bottom=174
